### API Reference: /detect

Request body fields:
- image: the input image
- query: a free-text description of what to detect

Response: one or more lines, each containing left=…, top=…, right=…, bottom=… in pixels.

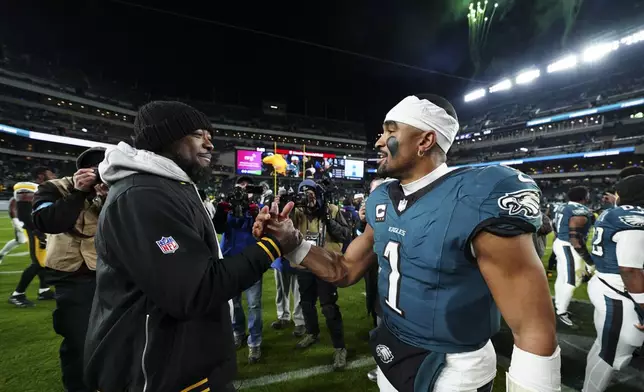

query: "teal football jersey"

left=366, top=165, right=542, bottom=353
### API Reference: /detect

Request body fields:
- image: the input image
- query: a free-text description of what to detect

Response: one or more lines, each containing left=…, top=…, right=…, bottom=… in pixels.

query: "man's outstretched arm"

left=255, top=203, right=378, bottom=287
left=474, top=231, right=560, bottom=391
left=298, top=224, right=377, bottom=287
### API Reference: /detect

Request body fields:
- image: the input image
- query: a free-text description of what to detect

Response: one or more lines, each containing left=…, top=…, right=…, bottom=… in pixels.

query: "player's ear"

left=417, top=131, right=436, bottom=155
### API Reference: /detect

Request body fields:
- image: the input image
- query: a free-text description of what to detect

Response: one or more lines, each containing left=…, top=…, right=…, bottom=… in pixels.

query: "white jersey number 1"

left=383, top=241, right=404, bottom=316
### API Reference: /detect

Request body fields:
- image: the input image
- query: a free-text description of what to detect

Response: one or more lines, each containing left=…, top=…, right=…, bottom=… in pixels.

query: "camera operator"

left=31, top=147, right=106, bottom=392
left=271, top=190, right=306, bottom=338
left=291, top=179, right=351, bottom=370
left=214, top=176, right=265, bottom=364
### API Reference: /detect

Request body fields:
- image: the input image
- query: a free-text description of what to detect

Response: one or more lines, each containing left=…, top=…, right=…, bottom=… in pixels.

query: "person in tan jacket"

left=291, top=179, right=352, bottom=370
left=32, top=146, right=106, bottom=392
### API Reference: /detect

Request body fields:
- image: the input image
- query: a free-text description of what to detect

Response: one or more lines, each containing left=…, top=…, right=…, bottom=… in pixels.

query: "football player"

left=0, top=196, right=27, bottom=262
left=582, top=174, right=644, bottom=392
left=546, top=202, right=565, bottom=272
left=255, top=95, right=560, bottom=392
left=7, top=167, right=56, bottom=307
left=552, top=186, right=595, bottom=328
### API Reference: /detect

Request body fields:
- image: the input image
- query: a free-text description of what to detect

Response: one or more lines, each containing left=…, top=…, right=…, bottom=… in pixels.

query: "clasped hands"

left=252, top=201, right=303, bottom=255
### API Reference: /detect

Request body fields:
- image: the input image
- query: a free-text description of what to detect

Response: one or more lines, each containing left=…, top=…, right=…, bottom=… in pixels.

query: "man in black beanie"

left=84, top=101, right=302, bottom=392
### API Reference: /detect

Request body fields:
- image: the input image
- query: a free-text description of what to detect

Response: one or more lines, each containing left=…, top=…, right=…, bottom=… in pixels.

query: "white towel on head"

left=384, top=95, right=460, bottom=153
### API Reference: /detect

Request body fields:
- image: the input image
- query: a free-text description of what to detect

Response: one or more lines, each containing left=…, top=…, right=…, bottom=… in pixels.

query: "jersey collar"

left=401, top=163, right=452, bottom=196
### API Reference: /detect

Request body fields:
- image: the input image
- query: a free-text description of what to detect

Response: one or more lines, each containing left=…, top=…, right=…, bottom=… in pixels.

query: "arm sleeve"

left=614, top=230, right=644, bottom=269
left=102, top=186, right=280, bottom=320
left=472, top=174, right=542, bottom=239
left=32, top=182, right=89, bottom=234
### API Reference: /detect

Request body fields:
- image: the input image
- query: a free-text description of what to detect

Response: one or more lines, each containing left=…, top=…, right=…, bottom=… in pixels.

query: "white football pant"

left=582, top=276, right=644, bottom=392
left=553, top=238, right=586, bottom=315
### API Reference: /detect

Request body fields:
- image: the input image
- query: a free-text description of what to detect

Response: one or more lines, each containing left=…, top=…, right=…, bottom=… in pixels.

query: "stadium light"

left=582, top=41, right=619, bottom=62
left=464, top=88, right=486, bottom=102
left=621, top=30, right=644, bottom=45
left=489, top=79, right=512, bottom=93
left=547, top=55, right=577, bottom=73
left=515, top=69, right=540, bottom=85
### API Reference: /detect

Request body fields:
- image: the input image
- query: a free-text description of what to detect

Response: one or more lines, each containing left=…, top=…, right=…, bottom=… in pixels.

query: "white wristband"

left=631, top=292, right=644, bottom=304
left=11, top=218, right=23, bottom=228
left=284, top=241, right=312, bottom=265
left=507, top=345, right=561, bottom=392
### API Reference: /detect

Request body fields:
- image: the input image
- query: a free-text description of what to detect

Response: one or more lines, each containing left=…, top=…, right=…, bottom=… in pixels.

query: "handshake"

left=252, top=201, right=304, bottom=257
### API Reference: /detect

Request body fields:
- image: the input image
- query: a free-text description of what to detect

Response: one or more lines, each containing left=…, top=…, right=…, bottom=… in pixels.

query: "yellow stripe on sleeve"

left=180, top=378, right=208, bottom=392
left=261, top=237, right=281, bottom=258
left=257, top=242, right=276, bottom=261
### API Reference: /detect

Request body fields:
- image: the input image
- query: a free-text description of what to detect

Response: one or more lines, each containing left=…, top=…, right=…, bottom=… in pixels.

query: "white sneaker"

left=557, top=312, right=578, bottom=329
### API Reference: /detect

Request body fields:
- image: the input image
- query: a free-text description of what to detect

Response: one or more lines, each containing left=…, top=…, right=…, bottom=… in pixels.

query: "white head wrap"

left=384, top=95, right=460, bottom=153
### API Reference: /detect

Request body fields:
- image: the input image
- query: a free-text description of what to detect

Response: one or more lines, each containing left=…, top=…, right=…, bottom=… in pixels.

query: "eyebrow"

left=383, top=120, right=398, bottom=129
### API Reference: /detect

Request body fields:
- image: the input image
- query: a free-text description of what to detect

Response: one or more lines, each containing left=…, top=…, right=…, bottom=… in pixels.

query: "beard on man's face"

left=169, top=152, right=212, bottom=184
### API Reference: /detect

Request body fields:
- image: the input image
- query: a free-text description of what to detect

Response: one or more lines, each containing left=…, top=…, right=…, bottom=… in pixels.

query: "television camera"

left=226, top=184, right=264, bottom=217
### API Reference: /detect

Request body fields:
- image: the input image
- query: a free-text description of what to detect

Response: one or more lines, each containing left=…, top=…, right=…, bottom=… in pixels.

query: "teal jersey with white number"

left=591, top=205, right=644, bottom=274
left=554, top=202, right=593, bottom=242
left=365, top=165, right=542, bottom=353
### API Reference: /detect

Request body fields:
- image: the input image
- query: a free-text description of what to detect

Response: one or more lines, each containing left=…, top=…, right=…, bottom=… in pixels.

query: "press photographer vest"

left=44, top=177, right=102, bottom=272
left=294, top=204, right=343, bottom=254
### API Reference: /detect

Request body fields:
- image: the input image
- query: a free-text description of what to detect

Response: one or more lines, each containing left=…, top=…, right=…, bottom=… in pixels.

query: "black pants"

left=297, top=272, right=345, bottom=348
left=14, top=229, right=48, bottom=293
left=52, top=276, right=96, bottom=392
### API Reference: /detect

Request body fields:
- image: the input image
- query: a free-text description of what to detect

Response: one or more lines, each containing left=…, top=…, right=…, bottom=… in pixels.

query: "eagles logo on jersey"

left=497, top=189, right=541, bottom=219
left=619, top=214, right=644, bottom=228
left=376, top=344, right=395, bottom=363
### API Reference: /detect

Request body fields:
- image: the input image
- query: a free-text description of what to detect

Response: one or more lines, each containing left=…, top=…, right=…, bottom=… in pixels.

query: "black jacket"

left=33, top=179, right=94, bottom=234
left=84, top=143, right=283, bottom=392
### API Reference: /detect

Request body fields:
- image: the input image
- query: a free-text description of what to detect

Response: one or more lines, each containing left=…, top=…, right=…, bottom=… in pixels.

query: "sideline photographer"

left=32, top=147, right=106, bottom=392
left=271, top=188, right=306, bottom=336
left=291, top=179, right=351, bottom=370
left=214, top=176, right=266, bottom=364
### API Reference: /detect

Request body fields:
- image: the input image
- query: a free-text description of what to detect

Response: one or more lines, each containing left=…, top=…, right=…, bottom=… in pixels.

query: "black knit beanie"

left=615, top=174, right=644, bottom=207
left=133, top=101, right=213, bottom=152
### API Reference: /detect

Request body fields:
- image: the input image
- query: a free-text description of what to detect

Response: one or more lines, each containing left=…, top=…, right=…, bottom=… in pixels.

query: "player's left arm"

left=472, top=168, right=560, bottom=391
left=474, top=232, right=560, bottom=390
left=569, top=215, right=593, bottom=264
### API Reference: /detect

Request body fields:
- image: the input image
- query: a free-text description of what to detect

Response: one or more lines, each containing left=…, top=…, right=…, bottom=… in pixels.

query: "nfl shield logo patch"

left=156, top=236, right=179, bottom=254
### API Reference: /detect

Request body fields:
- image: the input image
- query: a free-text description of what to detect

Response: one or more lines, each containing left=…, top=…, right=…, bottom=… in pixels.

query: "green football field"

left=0, top=217, right=641, bottom=392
